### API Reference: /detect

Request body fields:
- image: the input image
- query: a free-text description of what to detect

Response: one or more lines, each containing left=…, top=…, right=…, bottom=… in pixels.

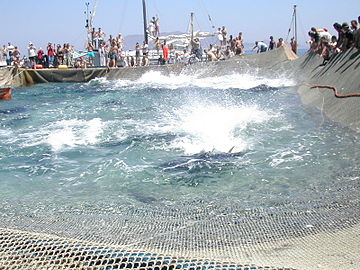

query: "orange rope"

left=310, top=85, right=360, bottom=98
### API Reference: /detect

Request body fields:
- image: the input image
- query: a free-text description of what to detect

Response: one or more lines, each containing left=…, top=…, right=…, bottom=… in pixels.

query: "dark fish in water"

left=159, top=150, right=246, bottom=172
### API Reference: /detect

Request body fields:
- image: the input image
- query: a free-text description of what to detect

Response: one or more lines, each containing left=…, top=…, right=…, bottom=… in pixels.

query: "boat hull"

left=0, top=88, right=12, bottom=100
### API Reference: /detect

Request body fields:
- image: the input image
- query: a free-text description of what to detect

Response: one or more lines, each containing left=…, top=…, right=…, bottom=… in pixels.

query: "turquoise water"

left=0, top=71, right=359, bottom=248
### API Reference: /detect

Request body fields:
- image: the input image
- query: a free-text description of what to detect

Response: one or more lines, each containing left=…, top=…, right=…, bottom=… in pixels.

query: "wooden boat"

left=0, top=87, right=12, bottom=100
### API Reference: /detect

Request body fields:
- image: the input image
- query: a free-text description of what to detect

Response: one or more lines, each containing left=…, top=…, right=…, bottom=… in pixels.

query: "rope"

left=286, top=9, right=295, bottom=42
left=310, top=85, right=360, bottom=98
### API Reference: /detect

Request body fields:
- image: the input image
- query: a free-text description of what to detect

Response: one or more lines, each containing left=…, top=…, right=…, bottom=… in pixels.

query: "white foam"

left=88, top=70, right=295, bottom=91
left=46, top=118, right=103, bottom=151
left=166, top=103, right=269, bottom=155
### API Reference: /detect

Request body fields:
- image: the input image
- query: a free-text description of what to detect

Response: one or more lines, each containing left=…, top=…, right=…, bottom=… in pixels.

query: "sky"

left=1, top=0, right=359, bottom=53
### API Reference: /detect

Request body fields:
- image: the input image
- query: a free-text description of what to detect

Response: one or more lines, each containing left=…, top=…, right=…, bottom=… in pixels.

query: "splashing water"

left=89, top=71, right=296, bottom=90
left=1, top=70, right=359, bottom=238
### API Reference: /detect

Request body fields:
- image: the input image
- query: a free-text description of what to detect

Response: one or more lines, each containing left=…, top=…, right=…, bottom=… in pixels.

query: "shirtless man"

left=235, top=38, right=243, bottom=55
left=155, top=37, right=161, bottom=54
left=150, top=16, right=160, bottom=37
left=109, top=45, right=119, bottom=67
left=98, top=28, right=106, bottom=48
left=204, top=49, right=217, bottom=61
left=12, top=46, right=21, bottom=67
left=277, top=38, right=285, bottom=48
left=228, top=35, right=236, bottom=52
left=269, top=36, right=276, bottom=50
left=238, top=32, right=244, bottom=49
left=91, top=28, right=98, bottom=48
left=290, top=38, right=297, bottom=54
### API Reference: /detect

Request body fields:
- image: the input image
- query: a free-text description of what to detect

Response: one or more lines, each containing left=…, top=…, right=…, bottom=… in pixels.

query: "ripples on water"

left=0, top=70, right=359, bottom=218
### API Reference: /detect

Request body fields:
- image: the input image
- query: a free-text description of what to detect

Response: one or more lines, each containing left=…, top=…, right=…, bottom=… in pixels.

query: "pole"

left=294, top=4, right=298, bottom=54
left=85, top=2, right=90, bottom=45
left=190, top=12, right=194, bottom=42
left=142, top=0, right=148, bottom=44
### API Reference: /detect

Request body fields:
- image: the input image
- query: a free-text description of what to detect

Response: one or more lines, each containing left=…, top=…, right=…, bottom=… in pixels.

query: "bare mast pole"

left=294, top=4, right=298, bottom=54
left=190, top=12, right=194, bottom=42
left=85, top=2, right=91, bottom=46
left=142, top=0, right=149, bottom=44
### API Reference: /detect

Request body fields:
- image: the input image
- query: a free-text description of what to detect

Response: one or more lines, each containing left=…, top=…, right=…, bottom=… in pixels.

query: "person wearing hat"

left=28, top=42, right=37, bottom=67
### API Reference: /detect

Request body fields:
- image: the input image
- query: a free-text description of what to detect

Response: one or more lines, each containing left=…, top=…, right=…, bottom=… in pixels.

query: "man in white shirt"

left=28, top=42, right=37, bottom=67
left=253, top=41, right=268, bottom=53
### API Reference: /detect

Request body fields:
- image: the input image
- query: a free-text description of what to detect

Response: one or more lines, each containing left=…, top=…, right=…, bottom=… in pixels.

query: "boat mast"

left=85, top=2, right=91, bottom=45
left=142, top=0, right=149, bottom=44
left=294, top=4, right=298, bottom=53
left=190, top=12, right=194, bottom=41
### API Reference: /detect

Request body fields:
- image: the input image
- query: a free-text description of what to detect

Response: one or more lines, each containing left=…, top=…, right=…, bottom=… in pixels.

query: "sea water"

left=0, top=70, right=359, bottom=249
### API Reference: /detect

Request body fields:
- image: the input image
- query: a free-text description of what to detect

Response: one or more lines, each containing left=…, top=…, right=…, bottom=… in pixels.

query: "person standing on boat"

left=253, top=41, right=268, bottom=53
left=12, top=47, right=21, bottom=67
left=217, top=28, right=224, bottom=46
left=109, top=44, right=119, bottom=68
left=342, top=23, right=355, bottom=51
left=47, top=43, right=55, bottom=67
left=268, top=36, right=276, bottom=50
left=6, top=43, right=14, bottom=65
left=27, top=42, right=37, bottom=67
left=99, top=42, right=107, bottom=67
left=87, top=42, right=95, bottom=66
left=135, top=42, right=141, bottom=66
left=56, top=44, right=64, bottom=66
left=150, top=16, right=160, bottom=37
left=162, top=41, right=170, bottom=63
left=238, top=32, right=244, bottom=49
left=37, top=48, right=44, bottom=65
left=0, top=45, right=7, bottom=63
left=290, top=38, right=297, bottom=54
left=91, top=28, right=98, bottom=49
left=228, top=35, right=236, bottom=52
left=277, top=38, right=285, bottom=48
left=142, top=41, right=149, bottom=56
left=155, top=37, right=161, bottom=54
left=235, top=37, right=243, bottom=55
left=191, top=38, right=202, bottom=61
left=116, top=34, right=124, bottom=51
left=98, top=28, right=106, bottom=48
left=221, top=26, right=228, bottom=46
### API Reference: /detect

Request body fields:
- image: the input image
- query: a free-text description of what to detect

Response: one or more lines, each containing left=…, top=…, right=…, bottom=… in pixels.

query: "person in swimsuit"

left=87, top=42, right=95, bottom=66
left=109, top=45, right=119, bottom=67
left=150, top=16, right=160, bottom=37
left=290, top=38, right=297, bottom=54
left=269, top=36, right=276, bottom=50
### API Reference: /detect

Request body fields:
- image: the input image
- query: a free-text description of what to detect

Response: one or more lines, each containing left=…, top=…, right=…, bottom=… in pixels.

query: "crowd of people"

left=2, top=16, right=359, bottom=69
left=307, top=16, right=360, bottom=64
left=0, top=42, right=76, bottom=68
